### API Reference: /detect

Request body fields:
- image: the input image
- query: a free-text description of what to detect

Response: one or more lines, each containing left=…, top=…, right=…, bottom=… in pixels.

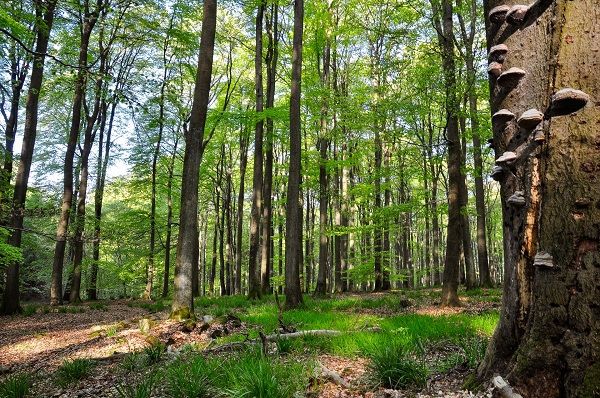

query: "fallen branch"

left=203, top=329, right=342, bottom=353
left=317, top=363, right=350, bottom=388
left=493, top=376, right=523, bottom=398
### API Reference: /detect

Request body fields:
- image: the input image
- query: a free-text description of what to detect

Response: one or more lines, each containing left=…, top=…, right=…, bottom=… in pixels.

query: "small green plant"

left=120, top=352, right=143, bottom=372
left=275, top=337, right=295, bottom=355
left=366, top=341, right=429, bottom=389
left=143, top=341, right=165, bottom=365
left=0, top=373, right=31, bottom=398
left=21, top=305, right=37, bottom=316
left=460, top=336, right=488, bottom=369
left=56, top=358, right=94, bottom=386
left=89, top=302, right=107, bottom=311
left=222, top=350, right=307, bottom=398
left=116, top=374, right=155, bottom=398
left=166, top=356, right=219, bottom=398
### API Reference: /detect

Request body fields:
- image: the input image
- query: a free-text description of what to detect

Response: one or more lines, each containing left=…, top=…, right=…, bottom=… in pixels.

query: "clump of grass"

left=21, top=305, right=37, bottom=316
left=120, top=352, right=143, bottom=372
left=116, top=374, right=155, bottom=398
left=365, top=339, right=429, bottom=389
left=0, top=373, right=31, bottom=398
left=222, top=349, right=308, bottom=398
left=56, top=359, right=94, bottom=386
left=460, top=336, right=488, bottom=369
left=275, top=337, right=295, bottom=355
left=166, top=356, right=219, bottom=398
left=89, top=302, right=107, bottom=311
left=143, top=341, right=165, bottom=365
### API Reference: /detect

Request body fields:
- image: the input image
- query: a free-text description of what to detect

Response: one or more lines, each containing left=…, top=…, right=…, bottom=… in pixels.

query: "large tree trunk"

left=51, top=2, right=100, bottom=305
left=248, top=2, right=265, bottom=300
left=171, top=0, right=216, bottom=319
left=431, top=0, right=462, bottom=307
left=284, top=0, right=304, bottom=309
left=1, top=0, right=58, bottom=315
left=478, top=1, right=599, bottom=396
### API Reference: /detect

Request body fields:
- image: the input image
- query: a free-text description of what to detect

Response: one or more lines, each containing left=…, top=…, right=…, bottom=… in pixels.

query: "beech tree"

left=171, top=0, right=217, bottom=319
left=478, top=1, right=599, bottom=396
left=1, top=0, right=58, bottom=315
left=284, top=0, right=304, bottom=309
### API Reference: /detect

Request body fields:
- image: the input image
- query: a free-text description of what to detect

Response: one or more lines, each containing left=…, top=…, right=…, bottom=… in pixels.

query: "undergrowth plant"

left=116, top=374, right=155, bottom=398
left=166, top=356, right=220, bottom=398
left=364, top=339, right=429, bottom=389
left=55, top=359, right=94, bottom=387
left=0, top=373, right=31, bottom=398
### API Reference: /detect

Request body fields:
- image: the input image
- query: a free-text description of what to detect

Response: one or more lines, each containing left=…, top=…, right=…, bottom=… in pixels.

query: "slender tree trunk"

left=284, top=0, right=304, bottom=309
left=2, top=0, right=58, bottom=315
left=172, top=0, right=217, bottom=319
left=51, top=4, right=100, bottom=305
left=248, top=2, right=265, bottom=300
left=235, top=124, right=249, bottom=295
left=260, top=3, right=278, bottom=295
left=162, top=138, right=178, bottom=297
left=431, top=0, right=462, bottom=307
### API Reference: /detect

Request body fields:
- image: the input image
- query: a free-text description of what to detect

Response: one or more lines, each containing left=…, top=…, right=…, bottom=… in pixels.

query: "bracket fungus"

left=507, top=191, right=526, bottom=207
left=489, top=44, right=509, bottom=63
left=517, top=109, right=544, bottom=130
left=506, top=5, right=529, bottom=26
left=496, top=151, right=517, bottom=165
left=488, top=62, right=503, bottom=78
left=497, top=67, right=526, bottom=88
left=548, top=88, right=590, bottom=116
left=533, top=251, right=554, bottom=268
left=492, top=109, right=515, bottom=126
left=491, top=166, right=504, bottom=181
left=489, top=5, right=510, bottom=24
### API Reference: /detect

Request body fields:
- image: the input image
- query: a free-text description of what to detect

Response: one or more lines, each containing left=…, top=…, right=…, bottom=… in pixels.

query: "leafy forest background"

left=0, top=0, right=503, bottom=305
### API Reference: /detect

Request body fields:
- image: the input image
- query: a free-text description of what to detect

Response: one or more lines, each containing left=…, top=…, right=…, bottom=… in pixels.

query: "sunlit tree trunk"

left=2, top=0, right=58, bottom=315
left=171, top=0, right=217, bottom=319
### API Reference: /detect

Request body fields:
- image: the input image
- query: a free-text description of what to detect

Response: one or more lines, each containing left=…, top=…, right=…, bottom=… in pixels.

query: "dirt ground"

left=0, top=299, right=495, bottom=397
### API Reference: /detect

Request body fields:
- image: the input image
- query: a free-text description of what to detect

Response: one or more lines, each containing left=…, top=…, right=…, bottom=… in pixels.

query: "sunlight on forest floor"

left=0, top=289, right=500, bottom=397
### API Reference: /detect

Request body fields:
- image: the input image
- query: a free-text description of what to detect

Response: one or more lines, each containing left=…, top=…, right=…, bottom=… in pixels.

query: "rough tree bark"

left=284, top=0, right=304, bottom=309
left=171, top=0, right=216, bottom=319
left=478, top=1, right=600, bottom=396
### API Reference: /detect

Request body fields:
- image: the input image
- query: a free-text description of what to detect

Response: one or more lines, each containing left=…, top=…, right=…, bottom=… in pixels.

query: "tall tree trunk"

left=284, top=0, right=304, bottom=309
left=478, top=1, right=599, bottom=396
left=51, top=1, right=101, bottom=305
left=162, top=138, right=178, bottom=297
left=2, top=0, right=58, bottom=315
left=459, top=126, right=477, bottom=290
left=248, top=2, right=265, bottom=300
left=235, top=124, right=249, bottom=295
left=431, top=0, right=462, bottom=307
left=171, top=0, right=217, bottom=319
left=458, top=0, right=492, bottom=288
left=260, top=3, right=278, bottom=295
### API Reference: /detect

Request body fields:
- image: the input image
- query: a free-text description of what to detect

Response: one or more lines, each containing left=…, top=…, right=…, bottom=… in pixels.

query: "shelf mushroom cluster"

left=486, top=3, right=591, bottom=207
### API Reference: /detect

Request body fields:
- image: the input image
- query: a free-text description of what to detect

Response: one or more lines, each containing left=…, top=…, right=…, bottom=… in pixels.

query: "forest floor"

left=0, top=289, right=501, bottom=398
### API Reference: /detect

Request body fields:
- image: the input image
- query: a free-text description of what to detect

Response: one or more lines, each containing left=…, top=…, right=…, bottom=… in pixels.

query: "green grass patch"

left=55, top=359, right=94, bottom=386
left=364, top=338, right=429, bottom=389
left=162, top=349, right=311, bottom=398
left=0, top=373, right=31, bottom=398
left=116, top=374, right=155, bottom=398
